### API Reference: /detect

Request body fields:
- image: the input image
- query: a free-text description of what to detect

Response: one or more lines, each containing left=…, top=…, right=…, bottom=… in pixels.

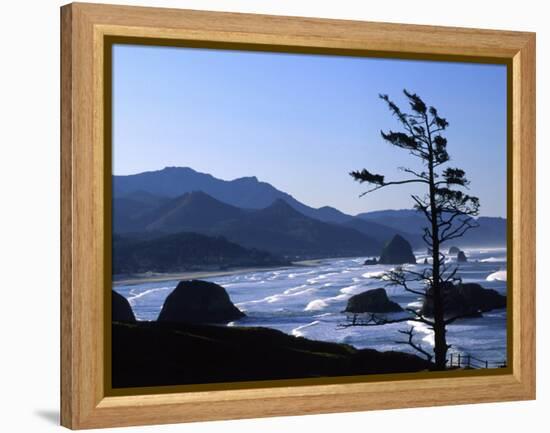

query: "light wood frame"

left=60, top=2, right=536, bottom=429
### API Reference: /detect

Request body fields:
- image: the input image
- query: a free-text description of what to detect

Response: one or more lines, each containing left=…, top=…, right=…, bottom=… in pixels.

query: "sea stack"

left=448, top=246, right=461, bottom=255
left=421, top=282, right=506, bottom=318
left=112, top=290, right=136, bottom=322
left=449, top=246, right=468, bottom=263
left=157, top=280, right=245, bottom=324
left=378, top=235, right=416, bottom=265
left=345, top=288, right=403, bottom=313
left=457, top=250, right=468, bottom=263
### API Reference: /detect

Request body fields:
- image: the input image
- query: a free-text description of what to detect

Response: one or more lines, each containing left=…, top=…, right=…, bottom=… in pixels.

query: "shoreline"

left=113, top=261, right=323, bottom=286
left=113, top=249, right=506, bottom=286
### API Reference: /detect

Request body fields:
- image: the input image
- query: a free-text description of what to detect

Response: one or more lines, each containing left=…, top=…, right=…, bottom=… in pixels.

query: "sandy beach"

left=113, top=263, right=298, bottom=286
left=112, top=258, right=353, bottom=286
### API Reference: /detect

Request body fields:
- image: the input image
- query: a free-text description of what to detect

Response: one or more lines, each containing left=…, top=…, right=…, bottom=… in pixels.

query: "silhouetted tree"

left=345, top=90, right=480, bottom=370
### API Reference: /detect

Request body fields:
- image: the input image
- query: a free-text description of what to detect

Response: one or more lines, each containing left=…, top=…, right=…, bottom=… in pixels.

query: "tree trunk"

left=428, top=134, right=448, bottom=371
left=430, top=221, right=448, bottom=369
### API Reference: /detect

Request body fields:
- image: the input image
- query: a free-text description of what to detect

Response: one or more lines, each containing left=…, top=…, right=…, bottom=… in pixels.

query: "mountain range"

left=114, top=166, right=350, bottom=224
left=112, top=167, right=506, bottom=270
left=114, top=191, right=382, bottom=258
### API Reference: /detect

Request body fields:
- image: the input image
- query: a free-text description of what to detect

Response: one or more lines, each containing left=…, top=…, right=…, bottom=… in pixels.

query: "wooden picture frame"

left=60, top=2, right=536, bottom=429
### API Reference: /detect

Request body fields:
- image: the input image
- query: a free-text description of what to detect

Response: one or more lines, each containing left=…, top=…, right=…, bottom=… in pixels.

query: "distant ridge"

left=357, top=209, right=506, bottom=248
left=114, top=166, right=350, bottom=224
left=113, top=167, right=507, bottom=248
left=142, top=191, right=245, bottom=233
left=208, top=197, right=382, bottom=257
left=115, top=191, right=382, bottom=258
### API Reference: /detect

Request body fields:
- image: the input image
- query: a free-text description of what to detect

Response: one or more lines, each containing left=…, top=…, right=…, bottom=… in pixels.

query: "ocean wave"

left=304, top=290, right=350, bottom=311
left=236, top=285, right=316, bottom=308
left=314, top=312, right=333, bottom=318
left=304, top=299, right=329, bottom=311
left=266, top=287, right=317, bottom=303
left=486, top=270, right=507, bottom=282
left=282, top=284, right=309, bottom=295
left=480, top=257, right=506, bottom=263
left=361, top=271, right=385, bottom=279
left=126, top=287, right=172, bottom=304
left=267, top=271, right=283, bottom=281
left=340, top=284, right=363, bottom=295
left=291, top=320, right=320, bottom=337
left=289, top=270, right=315, bottom=278
left=410, top=320, right=435, bottom=346
left=306, top=272, right=339, bottom=284
left=328, top=293, right=348, bottom=302
left=407, top=300, right=423, bottom=309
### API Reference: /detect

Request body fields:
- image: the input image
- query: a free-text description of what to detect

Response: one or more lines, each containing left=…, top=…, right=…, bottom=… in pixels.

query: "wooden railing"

left=448, top=353, right=506, bottom=369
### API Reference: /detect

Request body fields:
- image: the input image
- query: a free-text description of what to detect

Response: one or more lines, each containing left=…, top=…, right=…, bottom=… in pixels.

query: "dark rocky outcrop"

left=449, top=246, right=461, bottom=255
left=157, top=280, right=245, bottom=324
left=345, top=288, right=403, bottom=314
left=421, top=282, right=506, bottom=318
left=457, top=251, right=468, bottom=263
left=112, top=290, right=136, bottom=322
left=364, top=258, right=378, bottom=265
left=112, top=321, right=431, bottom=388
left=379, top=235, right=416, bottom=265
left=448, top=246, right=467, bottom=263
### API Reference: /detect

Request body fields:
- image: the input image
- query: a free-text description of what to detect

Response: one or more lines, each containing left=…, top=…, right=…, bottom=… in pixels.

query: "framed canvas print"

left=60, top=2, right=536, bottom=429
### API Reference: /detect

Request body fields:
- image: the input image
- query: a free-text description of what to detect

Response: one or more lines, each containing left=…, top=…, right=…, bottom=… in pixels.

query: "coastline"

left=112, top=251, right=508, bottom=363
left=113, top=261, right=322, bottom=286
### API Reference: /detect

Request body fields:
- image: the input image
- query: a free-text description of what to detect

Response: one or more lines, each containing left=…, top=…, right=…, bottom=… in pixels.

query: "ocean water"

left=113, top=247, right=507, bottom=366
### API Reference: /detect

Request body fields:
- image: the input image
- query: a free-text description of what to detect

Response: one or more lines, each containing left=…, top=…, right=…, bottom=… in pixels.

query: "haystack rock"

left=345, top=288, right=403, bottom=314
left=157, top=280, right=245, bottom=324
left=449, top=246, right=461, bottom=255
left=421, top=282, right=506, bottom=318
left=378, top=235, right=416, bottom=265
left=457, top=251, right=468, bottom=263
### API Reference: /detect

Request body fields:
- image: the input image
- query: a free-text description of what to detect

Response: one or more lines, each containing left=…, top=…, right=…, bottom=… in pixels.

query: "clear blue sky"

left=113, top=44, right=507, bottom=217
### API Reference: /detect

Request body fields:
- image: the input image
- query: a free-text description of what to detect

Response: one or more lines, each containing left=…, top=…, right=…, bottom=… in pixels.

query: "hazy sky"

left=112, top=44, right=507, bottom=217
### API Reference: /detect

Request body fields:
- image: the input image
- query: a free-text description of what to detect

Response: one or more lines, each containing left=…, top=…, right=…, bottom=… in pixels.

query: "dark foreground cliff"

left=112, top=321, right=431, bottom=388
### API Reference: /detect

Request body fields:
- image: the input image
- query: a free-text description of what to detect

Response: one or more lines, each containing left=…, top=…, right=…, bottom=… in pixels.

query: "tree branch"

left=338, top=312, right=432, bottom=328
left=395, top=326, right=433, bottom=362
left=358, top=178, right=429, bottom=197
left=440, top=219, right=479, bottom=243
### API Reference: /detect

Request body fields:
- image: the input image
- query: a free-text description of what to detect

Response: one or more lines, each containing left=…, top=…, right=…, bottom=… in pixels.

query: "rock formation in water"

left=378, top=235, right=416, bottom=265
left=345, top=288, right=403, bottom=313
left=457, top=250, right=468, bottom=263
left=421, top=282, right=506, bottom=318
left=157, top=280, right=245, bottom=324
left=448, top=246, right=461, bottom=255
